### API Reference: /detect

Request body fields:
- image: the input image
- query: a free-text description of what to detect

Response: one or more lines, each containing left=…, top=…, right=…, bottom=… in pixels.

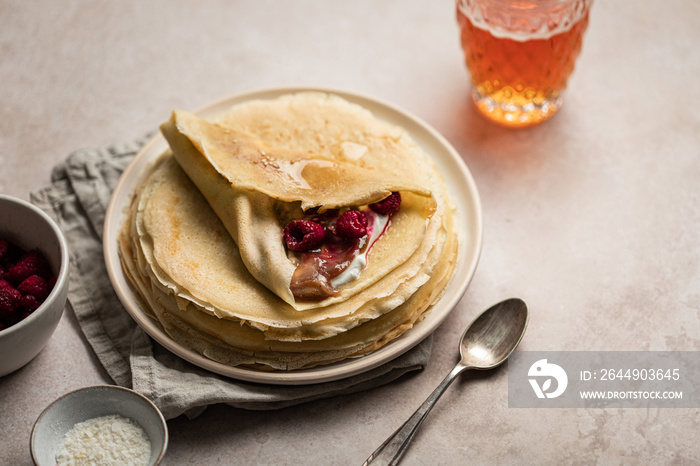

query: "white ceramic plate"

left=103, top=87, right=482, bottom=385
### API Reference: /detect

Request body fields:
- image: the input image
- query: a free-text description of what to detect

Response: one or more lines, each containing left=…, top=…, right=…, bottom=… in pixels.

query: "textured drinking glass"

left=456, top=0, right=592, bottom=128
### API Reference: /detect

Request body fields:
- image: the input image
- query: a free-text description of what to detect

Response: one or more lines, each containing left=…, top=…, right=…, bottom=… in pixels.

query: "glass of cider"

left=456, top=0, right=592, bottom=128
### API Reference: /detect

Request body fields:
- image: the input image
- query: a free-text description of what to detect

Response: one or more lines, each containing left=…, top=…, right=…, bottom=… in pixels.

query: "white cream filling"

left=331, top=212, right=388, bottom=288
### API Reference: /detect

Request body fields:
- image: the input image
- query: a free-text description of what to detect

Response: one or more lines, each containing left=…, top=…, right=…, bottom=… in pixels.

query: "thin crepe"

left=160, top=92, right=438, bottom=309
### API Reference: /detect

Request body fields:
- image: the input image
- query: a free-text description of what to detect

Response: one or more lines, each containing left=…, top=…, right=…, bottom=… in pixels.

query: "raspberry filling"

left=284, top=192, right=401, bottom=301
left=285, top=199, right=397, bottom=302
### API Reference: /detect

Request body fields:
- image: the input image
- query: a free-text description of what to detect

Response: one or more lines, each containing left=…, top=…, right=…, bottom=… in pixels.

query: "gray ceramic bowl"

left=30, top=385, right=169, bottom=465
left=0, top=194, right=70, bottom=376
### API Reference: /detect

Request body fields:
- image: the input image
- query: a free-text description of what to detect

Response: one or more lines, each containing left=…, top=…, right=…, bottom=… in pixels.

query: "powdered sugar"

left=56, top=414, right=151, bottom=466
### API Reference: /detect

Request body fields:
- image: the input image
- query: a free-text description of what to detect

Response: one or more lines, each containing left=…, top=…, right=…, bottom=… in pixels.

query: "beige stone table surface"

left=2, top=1, right=699, bottom=464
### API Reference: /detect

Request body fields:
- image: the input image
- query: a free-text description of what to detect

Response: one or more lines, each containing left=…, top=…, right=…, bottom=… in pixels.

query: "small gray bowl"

left=30, top=385, right=169, bottom=465
left=0, top=194, right=70, bottom=376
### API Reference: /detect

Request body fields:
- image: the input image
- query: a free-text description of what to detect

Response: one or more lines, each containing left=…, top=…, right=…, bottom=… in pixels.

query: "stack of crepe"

left=118, top=92, right=458, bottom=371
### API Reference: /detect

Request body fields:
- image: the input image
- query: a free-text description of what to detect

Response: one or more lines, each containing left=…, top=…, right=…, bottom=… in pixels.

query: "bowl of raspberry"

left=0, top=194, right=70, bottom=377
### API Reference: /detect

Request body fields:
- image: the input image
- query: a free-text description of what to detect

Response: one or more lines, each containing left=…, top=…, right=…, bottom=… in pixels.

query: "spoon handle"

left=363, top=363, right=469, bottom=466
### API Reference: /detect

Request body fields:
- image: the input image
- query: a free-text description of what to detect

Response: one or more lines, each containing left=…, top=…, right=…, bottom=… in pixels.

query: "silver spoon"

left=363, top=298, right=529, bottom=465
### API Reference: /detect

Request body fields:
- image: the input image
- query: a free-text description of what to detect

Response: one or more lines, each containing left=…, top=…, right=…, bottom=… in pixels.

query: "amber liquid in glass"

left=458, top=6, right=589, bottom=128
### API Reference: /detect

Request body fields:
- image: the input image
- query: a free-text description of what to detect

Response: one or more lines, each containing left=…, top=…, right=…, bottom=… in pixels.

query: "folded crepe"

left=119, top=92, right=458, bottom=370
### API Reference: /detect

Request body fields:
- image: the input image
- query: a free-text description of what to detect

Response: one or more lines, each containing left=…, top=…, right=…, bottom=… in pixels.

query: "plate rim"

left=103, top=86, right=482, bottom=385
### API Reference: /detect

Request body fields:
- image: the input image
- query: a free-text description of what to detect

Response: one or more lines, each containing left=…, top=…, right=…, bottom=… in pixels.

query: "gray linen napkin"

left=30, top=136, right=432, bottom=420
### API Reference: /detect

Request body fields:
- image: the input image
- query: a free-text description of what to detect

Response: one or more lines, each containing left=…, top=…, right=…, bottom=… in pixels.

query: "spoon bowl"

left=460, top=297, right=529, bottom=369
left=364, top=298, right=529, bottom=465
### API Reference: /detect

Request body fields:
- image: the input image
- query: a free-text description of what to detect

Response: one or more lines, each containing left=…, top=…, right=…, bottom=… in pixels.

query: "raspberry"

left=0, top=279, right=22, bottom=321
left=21, top=294, right=41, bottom=312
left=335, top=210, right=368, bottom=239
left=0, top=279, right=18, bottom=293
left=18, top=275, right=51, bottom=301
left=369, top=192, right=401, bottom=215
left=5, top=250, right=51, bottom=283
left=284, top=220, right=325, bottom=252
